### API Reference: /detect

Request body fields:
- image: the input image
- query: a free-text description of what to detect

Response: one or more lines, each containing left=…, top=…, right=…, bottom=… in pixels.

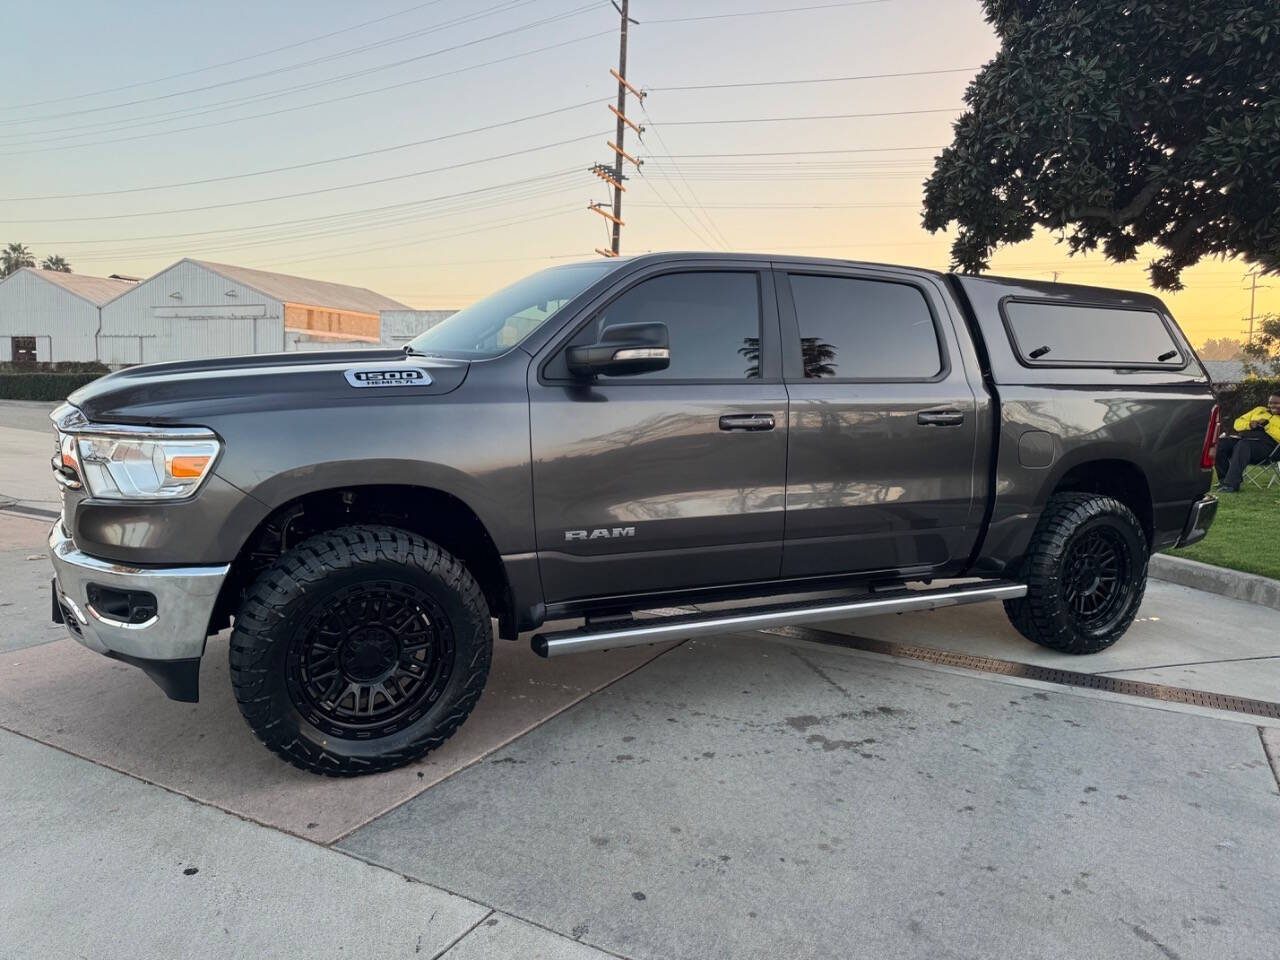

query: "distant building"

left=98, top=259, right=408, bottom=364
left=0, top=268, right=137, bottom=364
left=379, top=309, right=457, bottom=348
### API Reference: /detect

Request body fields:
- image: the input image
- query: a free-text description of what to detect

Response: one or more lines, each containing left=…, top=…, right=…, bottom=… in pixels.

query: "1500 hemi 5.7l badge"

left=344, top=368, right=432, bottom=388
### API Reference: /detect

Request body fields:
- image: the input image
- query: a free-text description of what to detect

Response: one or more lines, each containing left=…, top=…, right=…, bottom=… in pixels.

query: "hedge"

left=1216, top=377, right=1280, bottom=424
left=0, top=373, right=102, bottom=401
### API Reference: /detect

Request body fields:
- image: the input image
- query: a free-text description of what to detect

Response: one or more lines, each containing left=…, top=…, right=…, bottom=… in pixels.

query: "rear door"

left=530, top=264, right=787, bottom=603
left=776, top=265, right=983, bottom=579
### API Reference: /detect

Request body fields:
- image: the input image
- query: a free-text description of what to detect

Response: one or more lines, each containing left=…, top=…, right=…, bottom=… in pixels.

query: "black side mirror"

left=566, top=321, right=670, bottom=378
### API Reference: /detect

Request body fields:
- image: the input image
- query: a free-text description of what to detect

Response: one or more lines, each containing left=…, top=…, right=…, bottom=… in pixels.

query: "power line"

left=0, top=134, right=606, bottom=225
left=659, top=145, right=943, bottom=157
left=637, top=101, right=732, bottom=250
left=29, top=171, right=584, bottom=248
left=0, top=7, right=599, bottom=146
left=0, top=0, right=571, bottom=128
left=648, top=67, right=977, bottom=91
left=1, top=101, right=606, bottom=201
left=655, top=107, right=959, bottom=126
left=0, top=30, right=615, bottom=158
left=644, top=0, right=891, bottom=25
left=0, top=0, right=453, bottom=111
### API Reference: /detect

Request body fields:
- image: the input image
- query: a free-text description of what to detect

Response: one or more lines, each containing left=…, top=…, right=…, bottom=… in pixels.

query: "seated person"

left=1215, top=392, right=1280, bottom=492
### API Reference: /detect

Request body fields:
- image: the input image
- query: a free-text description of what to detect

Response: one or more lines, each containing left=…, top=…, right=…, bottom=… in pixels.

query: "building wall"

left=283, top=303, right=379, bottom=341
left=379, top=309, right=456, bottom=347
left=0, top=271, right=101, bottom=363
left=100, top=261, right=284, bottom=364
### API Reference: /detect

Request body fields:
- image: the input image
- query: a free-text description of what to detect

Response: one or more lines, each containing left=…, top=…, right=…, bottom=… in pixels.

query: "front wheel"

left=229, top=525, right=491, bottom=776
left=1004, top=493, right=1149, bottom=654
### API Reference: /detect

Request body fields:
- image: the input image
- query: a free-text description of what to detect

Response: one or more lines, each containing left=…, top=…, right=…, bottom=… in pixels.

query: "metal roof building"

left=0, top=268, right=138, bottom=364
left=98, top=259, right=409, bottom=365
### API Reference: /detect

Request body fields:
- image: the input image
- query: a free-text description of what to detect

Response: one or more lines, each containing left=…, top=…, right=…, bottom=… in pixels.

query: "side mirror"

left=566, top=321, right=670, bottom=378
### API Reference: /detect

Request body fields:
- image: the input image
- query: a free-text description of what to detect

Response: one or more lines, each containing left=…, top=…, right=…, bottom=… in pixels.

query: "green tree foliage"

left=39, top=254, right=71, bottom=272
left=922, top=1, right=1279, bottom=290
left=1, top=243, right=36, bottom=278
left=1241, top=315, right=1280, bottom=377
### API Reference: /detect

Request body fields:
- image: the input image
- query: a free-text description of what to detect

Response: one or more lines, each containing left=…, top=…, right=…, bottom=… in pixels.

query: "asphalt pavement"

left=1, top=399, right=1277, bottom=959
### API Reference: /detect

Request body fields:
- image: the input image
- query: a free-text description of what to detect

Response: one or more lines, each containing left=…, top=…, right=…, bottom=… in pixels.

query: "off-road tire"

left=1003, top=492, right=1149, bottom=655
left=229, top=525, right=491, bottom=776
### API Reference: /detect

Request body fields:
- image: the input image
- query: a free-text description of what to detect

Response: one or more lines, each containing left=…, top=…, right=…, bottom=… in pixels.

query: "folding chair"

left=1243, top=441, right=1280, bottom=490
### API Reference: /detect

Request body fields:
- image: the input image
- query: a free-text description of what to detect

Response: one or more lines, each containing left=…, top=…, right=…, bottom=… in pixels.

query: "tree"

left=922, top=1, right=1280, bottom=291
left=40, top=254, right=71, bottom=272
left=1241, top=316, right=1280, bottom=377
left=2, top=242, right=35, bottom=278
left=1198, top=337, right=1245, bottom=362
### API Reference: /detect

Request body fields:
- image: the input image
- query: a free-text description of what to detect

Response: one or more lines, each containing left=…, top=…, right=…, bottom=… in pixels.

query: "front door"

left=530, top=267, right=787, bottom=604
left=776, top=266, right=983, bottom=579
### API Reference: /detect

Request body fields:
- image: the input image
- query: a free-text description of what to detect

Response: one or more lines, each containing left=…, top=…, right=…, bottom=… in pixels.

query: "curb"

left=1151, top=553, right=1280, bottom=612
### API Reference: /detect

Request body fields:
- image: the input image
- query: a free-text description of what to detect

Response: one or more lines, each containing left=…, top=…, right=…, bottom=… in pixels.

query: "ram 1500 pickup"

left=47, top=253, right=1219, bottom=774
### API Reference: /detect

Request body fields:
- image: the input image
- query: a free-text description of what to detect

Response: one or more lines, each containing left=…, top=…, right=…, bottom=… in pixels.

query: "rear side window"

left=788, top=274, right=942, bottom=380
left=584, top=271, right=762, bottom=380
left=1003, top=300, right=1184, bottom=367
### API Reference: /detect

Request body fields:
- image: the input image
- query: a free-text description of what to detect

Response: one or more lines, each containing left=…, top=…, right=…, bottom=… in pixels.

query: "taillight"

left=1200, top=404, right=1220, bottom=469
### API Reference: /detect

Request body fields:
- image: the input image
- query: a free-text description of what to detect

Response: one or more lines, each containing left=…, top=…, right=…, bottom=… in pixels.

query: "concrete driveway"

left=1, top=400, right=1278, bottom=959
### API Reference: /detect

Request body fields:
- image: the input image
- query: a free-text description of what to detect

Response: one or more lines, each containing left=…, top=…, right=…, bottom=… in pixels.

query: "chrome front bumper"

left=48, top=522, right=229, bottom=666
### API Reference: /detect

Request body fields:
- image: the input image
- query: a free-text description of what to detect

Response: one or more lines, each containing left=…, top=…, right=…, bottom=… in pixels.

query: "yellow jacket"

left=1233, top=406, right=1280, bottom=445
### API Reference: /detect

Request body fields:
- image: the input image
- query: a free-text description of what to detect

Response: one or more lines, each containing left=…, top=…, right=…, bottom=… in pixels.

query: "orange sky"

left=3, top=0, right=1272, bottom=347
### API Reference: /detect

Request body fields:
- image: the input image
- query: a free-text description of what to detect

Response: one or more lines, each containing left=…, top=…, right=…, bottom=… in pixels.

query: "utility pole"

left=590, top=0, right=642, bottom=258
left=1243, top=268, right=1267, bottom=343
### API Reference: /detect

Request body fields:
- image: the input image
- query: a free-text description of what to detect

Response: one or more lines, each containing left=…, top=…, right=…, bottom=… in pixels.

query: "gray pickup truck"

left=47, top=253, right=1219, bottom=775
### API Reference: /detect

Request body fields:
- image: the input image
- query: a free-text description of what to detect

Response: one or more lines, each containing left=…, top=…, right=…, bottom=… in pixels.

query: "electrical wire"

left=654, top=107, right=959, bottom=126
left=1, top=101, right=607, bottom=201
left=0, top=134, right=608, bottom=225
left=0, top=30, right=615, bottom=158
left=635, top=101, right=732, bottom=250
left=0, top=0, right=453, bottom=111
left=648, top=67, right=976, bottom=91
left=0, top=0, right=573, bottom=128
left=644, top=0, right=891, bottom=25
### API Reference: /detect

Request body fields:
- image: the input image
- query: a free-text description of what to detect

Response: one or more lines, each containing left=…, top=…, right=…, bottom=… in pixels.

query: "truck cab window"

left=788, top=275, right=941, bottom=380
left=579, top=271, right=762, bottom=380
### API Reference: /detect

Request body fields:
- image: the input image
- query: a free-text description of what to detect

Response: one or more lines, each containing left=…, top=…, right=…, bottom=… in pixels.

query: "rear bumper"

left=1175, top=495, right=1218, bottom=548
left=48, top=522, right=229, bottom=700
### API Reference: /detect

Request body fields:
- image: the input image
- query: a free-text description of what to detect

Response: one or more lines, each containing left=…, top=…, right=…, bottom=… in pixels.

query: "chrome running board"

left=531, top=581, right=1027, bottom=658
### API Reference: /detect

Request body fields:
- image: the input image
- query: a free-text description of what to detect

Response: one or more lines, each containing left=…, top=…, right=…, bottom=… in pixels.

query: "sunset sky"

left=2, top=0, right=1273, bottom=346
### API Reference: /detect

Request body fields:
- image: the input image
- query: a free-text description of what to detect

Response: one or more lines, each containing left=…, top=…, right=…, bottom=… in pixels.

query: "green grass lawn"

left=1168, top=476, right=1280, bottom=580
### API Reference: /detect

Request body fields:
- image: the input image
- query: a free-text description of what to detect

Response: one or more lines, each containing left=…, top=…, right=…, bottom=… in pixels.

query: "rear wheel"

left=1004, top=493, right=1148, bottom=654
left=229, top=525, right=491, bottom=776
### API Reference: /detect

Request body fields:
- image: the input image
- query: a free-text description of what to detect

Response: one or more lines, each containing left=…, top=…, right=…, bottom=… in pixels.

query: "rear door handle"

left=917, top=409, right=965, bottom=427
left=719, top=413, right=775, bottom=432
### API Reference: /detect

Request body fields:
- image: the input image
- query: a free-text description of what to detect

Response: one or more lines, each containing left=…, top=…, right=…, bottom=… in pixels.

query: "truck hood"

left=68, top=350, right=470, bottom=424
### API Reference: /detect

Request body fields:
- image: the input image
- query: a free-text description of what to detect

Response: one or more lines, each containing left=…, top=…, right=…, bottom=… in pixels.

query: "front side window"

left=406, top=261, right=618, bottom=360
left=1003, top=301, right=1184, bottom=367
left=788, top=274, right=942, bottom=380
left=576, top=271, right=762, bottom=380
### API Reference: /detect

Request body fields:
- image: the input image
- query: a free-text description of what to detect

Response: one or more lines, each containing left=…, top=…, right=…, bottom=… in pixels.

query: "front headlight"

left=75, top=434, right=221, bottom=501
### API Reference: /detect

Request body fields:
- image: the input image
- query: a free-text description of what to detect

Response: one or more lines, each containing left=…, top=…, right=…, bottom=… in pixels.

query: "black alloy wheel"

left=286, top=580, right=455, bottom=740
left=230, top=525, right=491, bottom=776
left=1060, top=525, right=1135, bottom=633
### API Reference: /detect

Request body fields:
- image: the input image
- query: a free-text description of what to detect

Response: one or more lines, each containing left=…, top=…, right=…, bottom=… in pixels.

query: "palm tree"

left=40, top=254, right=71, bottom=272
left=2, top=242, right=36, bottom=278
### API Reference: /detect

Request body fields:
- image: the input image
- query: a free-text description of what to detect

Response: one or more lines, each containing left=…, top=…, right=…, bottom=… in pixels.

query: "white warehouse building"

left=98, top=259, right=408, bottom=365
left=0, top=268, right=137, bottom=363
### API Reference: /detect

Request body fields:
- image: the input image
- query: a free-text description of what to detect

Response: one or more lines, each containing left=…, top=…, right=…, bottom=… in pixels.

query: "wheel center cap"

left=340, top=627, right=398, bottom=682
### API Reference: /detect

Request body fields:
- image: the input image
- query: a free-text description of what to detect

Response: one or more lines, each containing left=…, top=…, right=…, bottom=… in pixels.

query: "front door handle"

left=917, top=408, right=965, bottom=427
left=719, top=413, right=775, bottom=432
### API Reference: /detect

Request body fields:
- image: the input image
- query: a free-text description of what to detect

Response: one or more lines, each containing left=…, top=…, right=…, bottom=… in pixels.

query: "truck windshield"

left=405, top=262, right=619, bottom=360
